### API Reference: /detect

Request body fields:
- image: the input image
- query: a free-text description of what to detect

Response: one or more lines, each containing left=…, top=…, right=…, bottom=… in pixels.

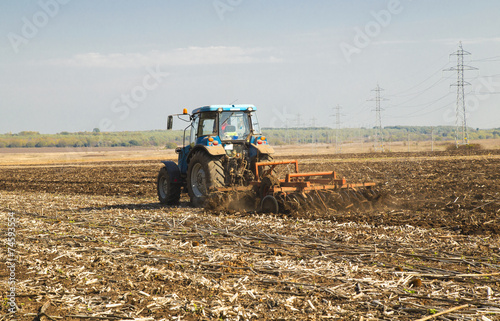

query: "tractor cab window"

left=219, top=111, right=250, bottom=141
left=250, top=111, right=261, bottom=134
left=197, top=112, right=217, bottom=137
left=190, top=114, right=199, bottom=144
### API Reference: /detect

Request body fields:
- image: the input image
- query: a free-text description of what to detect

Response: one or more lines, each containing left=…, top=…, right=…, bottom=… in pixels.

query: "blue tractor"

left=157, top=105, right=274, bottom=206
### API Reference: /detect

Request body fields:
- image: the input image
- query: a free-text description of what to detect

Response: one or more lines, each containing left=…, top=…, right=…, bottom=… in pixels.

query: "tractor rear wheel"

left=187, top=151, right=225, bottom=207
left=157, top=167, right=181, bottom=205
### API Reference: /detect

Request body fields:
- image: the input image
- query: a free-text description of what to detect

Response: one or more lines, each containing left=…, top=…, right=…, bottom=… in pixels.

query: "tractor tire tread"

left=157, top=167, right=181, bottom=205
left=187, top=151, right=225, bottom=206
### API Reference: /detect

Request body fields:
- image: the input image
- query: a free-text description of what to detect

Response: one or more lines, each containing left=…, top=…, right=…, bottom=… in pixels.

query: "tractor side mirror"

left=167, top=115, right=173, bottom=130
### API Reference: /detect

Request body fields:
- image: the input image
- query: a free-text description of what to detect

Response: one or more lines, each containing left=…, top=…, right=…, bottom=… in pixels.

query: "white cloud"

left=46, top=46, right=283, bottom=68
left=372, top=37, right=500, bottom=46
left=372, top=40, right=421, bottom=45
left=432, top=37, right=500, bottom=45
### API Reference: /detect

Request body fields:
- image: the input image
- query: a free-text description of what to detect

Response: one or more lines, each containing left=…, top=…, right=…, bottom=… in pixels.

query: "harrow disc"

left=272, top=187, right=386, bottom=214
left=261, top=195, right=279, bottom=213
left=204, top=186, right=388, bottom=215
left=200, top=158, right=389, bottom=215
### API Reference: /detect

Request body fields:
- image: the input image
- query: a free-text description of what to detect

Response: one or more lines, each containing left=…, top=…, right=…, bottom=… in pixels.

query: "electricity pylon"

left=330, top=105, right=344, bottom=153
left=444, top=41, right=477, bottom=146
left=368, top=84, right=388, bottom=152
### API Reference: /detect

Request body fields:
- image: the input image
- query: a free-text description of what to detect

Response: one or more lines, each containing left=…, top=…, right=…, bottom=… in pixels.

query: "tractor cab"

left=168, top=105, right=270, bottom=166
left=189, top=105, right=262, bottom=157
left=191, top=105, right=259, bottom=139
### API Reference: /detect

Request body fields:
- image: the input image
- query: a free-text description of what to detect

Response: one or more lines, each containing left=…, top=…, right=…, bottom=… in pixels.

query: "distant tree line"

left=0, top=130, right=184, bottom=149
left=262, top=126, right=500, bottom=146
left=0, top=126, right=498, bottom=149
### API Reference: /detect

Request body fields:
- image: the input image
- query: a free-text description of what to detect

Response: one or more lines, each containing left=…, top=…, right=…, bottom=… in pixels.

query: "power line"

left=388, top=75, right=449, bottom=99
left=386, top=76, right=452, bottom=108
left=476, top=73, right=500, bottom=79
left=473, top=92, right=500, bottom=95
left=388, top=92, right=451, bottom=110
left=384, top=52, right=450, bottom=93
left=444, top=41, right=477, bottom=146
left=390, top=100, right=455, bottom=119
left=342, top=101, right=371, bottom=125
left=471, top=55, right=500, bottom=62
left=387, top=61, right=451, bottom=98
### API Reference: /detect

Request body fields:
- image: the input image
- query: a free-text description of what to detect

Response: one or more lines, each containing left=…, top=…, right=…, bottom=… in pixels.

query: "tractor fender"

left=187, top=145, right=226, bottom=162
left=250, top=143, right=275, bottom=156
left=160, top=161, right=182, bottom=185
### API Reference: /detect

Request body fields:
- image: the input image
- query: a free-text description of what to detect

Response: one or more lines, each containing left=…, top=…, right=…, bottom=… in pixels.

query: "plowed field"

left=1, top=150, right=499, bottom=320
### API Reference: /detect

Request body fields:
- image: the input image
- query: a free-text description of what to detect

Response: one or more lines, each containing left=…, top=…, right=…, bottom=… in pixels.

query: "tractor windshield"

left=219, top=111, right=251, bottom=141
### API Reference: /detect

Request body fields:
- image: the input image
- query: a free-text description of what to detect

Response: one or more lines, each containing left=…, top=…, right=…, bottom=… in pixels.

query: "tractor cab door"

left=195, top=111, right=218, bottom=143
left=190, top=115, right=200, bottom=144
left=178, top=115, right=200, bottom=175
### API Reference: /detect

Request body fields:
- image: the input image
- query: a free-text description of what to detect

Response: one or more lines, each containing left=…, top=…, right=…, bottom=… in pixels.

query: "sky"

left=1, top=0, right=500, bottom=133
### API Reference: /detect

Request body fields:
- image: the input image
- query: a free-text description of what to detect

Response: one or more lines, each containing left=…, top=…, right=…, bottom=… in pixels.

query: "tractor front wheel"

left=157, top=167, right=181, bottom=205
left=187, top=151, right=225, bottom=207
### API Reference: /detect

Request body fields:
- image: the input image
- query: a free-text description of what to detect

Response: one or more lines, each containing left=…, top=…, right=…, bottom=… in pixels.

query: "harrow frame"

left=252, top=160, right=376, bottom=195
left=210, top=159, right=380, bottom=213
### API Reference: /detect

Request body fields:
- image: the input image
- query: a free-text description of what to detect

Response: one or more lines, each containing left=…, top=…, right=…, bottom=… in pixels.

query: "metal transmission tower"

left=310, top=116, right=317, bottom=153
left=294, top=113, right=302, bottom=144
left=310, top=116, right=316, bottom=128
left=330, top=105, right=343, bottom=153
left=444, top=42, right=477, bottom=146
left=368, top=84, right=387, bottom=152
left=284, top=118, right=290, bottom=145
left=310, top=116, right=317, bottom=142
